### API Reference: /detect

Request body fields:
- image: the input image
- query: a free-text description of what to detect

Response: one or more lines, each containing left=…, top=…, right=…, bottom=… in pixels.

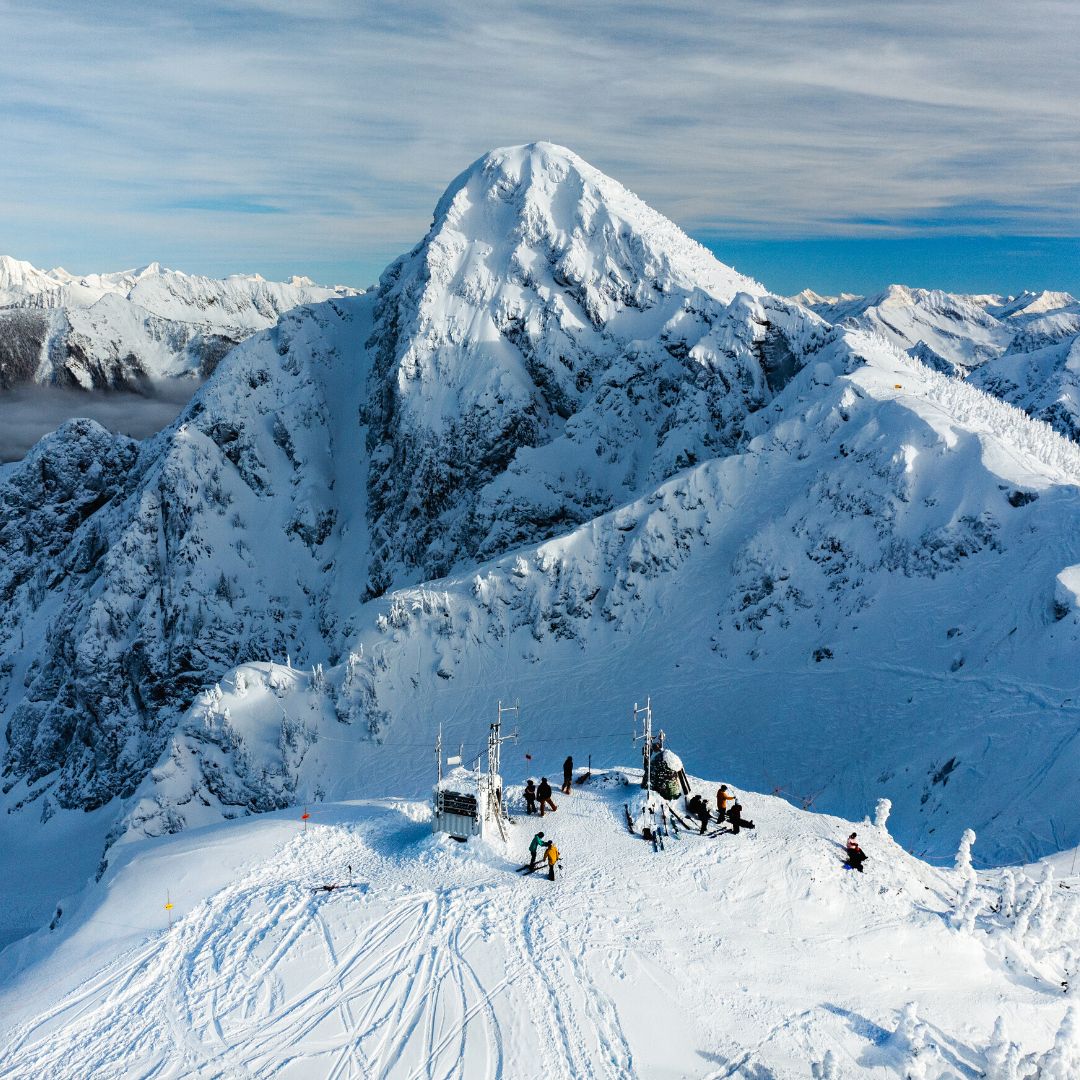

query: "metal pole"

left=645, top=697, right=652, bottom=797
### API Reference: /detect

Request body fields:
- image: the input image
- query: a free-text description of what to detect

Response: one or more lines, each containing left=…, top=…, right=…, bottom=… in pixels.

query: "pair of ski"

left=311, top=865, right=358, bottom=894
left=649, top=814, right=665, bottom=852
left=624, top=802, right=662, bottom=850
left=515, top=862, right=562, bottom=877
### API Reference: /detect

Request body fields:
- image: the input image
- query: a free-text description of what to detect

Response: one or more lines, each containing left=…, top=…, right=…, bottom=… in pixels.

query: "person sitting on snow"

left=726, top=800, right=755, bottom=835
left=845, top=832, right=868, bottom=872
left=687, top=794, right=711, bottom=834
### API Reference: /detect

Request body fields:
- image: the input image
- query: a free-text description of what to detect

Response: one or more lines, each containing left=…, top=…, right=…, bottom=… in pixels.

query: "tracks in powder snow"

left=0, top=803, right=645, bottom=1079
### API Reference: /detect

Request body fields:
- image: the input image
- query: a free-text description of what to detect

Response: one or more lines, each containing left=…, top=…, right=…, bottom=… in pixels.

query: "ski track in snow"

left=0, top=801, right=647, bottom=1080
left=1, top=779, right=1077, bottom=1078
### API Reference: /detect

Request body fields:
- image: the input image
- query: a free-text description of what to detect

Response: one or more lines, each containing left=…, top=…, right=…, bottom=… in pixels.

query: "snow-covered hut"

left=432, top=766, right=501, bottom=841
left=649, top=748, right=689, bottom=800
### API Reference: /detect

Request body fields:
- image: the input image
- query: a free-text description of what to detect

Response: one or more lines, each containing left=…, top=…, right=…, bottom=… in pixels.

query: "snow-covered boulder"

left=1055, top=565, right=1080, bottom=619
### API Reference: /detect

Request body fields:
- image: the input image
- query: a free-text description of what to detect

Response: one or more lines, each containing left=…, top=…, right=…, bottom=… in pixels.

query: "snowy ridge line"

left=854, top=329, right=1080, bottom=485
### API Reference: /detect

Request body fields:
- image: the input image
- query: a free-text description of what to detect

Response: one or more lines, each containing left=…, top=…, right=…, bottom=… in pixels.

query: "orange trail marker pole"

left=165, top=891, right=174, bottom=930
left=301, top=808, right=310, bottom=833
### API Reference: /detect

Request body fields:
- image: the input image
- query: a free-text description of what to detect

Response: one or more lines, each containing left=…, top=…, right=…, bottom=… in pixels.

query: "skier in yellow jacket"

left=545, top=840, right=560, bottom=881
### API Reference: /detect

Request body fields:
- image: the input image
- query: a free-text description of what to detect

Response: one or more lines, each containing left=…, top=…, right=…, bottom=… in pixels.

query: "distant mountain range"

left=790, top=284, right=1080, bottom=440
left=0, top=255, right=359, bottom=391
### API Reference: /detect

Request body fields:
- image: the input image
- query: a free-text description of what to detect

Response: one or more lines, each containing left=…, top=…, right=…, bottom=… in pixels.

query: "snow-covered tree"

left=1014, top=878, right=1045, bottom=941
left=1000, top=869, right=1017, bottom=919
left=874, top=798, right=892, bottom=832
left=952, top=875, right=981, bottom=934
left=984, top=1016, right=1024, bottom=1080
left=1036, top=1007, right=1080, bottom=1078
left=955, top=828, right=976, bottom=878
left=889, top=1002, right=931, bottom=1080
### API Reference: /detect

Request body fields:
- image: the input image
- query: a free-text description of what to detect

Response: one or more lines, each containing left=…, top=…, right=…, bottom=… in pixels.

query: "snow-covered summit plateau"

left=2, top=142, right=1080, bottom=969
left=3, top=774, right=1079, bottom=1078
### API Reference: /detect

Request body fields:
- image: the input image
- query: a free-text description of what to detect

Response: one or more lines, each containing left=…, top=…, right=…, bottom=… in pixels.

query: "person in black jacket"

left=561, top=756, right=574, bottom=794
left=523, top=779, right=537, bottom=815
left=727, top=800, right=755, bottom=835
left=688, top=794, right=711, bottom=834
left=536, top=777, right=557, bottom=816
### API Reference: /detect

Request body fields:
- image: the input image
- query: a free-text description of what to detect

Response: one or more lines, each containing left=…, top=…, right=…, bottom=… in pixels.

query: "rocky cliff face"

left=0, top=297, right=372, bottom=816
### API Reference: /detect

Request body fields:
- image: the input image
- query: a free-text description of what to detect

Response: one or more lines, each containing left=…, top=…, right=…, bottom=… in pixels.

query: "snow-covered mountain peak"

left=994, top=290, right=1079, bottom=319
left=362, top=142, right=820, bottom=589
left=428, top=141, right=762, bottom=308
left=0, top=255, right=57, bottom=298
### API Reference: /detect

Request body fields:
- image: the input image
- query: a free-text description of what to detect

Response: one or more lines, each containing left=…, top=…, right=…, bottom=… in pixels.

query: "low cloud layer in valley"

left=0, top=380, right=197, bottom=462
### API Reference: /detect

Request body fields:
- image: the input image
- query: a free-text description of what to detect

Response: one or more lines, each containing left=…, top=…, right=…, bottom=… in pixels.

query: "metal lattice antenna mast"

left=488, top=701, right=519, bottom=820
left=436, top=722, right=443, bottom=788
left=632, top=697, right=653, bottom=795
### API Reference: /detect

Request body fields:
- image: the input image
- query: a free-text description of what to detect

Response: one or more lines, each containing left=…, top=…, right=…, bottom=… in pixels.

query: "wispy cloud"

left=167, top=196, right=284, bottom=215
left=1, top=0, right=1077, bottom=287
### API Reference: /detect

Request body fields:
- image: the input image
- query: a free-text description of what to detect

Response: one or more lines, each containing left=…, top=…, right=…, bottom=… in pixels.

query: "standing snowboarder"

left=845, top=832, right=868, bottom=872
left=529, top=830, right=547, bottom=869
left=524, top=779, right=537, bottom=815
left=561, top=756, right=574, bottom=794
left=688, top=794, right=711, bottom=834
left=545, top=839, right=560, bottom=881
left=537, top=777, right=557, bottom=816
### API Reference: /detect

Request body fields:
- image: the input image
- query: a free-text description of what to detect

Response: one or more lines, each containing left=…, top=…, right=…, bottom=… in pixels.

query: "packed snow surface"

left=2, top=772, right=1077, bottom=1079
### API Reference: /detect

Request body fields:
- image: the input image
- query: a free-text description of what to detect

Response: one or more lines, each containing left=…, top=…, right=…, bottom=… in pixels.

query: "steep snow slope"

left=0, top=254, right=359, bottom=389
left=792, top=285, right=1080, bottom=442
left=119, top=330, right=1080, bottom=870
left=970, top=336, right=1080, bottom=443
left=0, top=296, right=376, bottom=816
left=1, top=777, right=1077, bottom=1078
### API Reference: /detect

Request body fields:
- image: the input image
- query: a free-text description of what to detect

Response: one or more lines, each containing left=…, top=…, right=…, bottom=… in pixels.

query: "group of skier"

left=522, top=756, right=576, bottom=818
left=685, top=784, right=755, bottom=835
left=519, top=759, right=869, bottom=880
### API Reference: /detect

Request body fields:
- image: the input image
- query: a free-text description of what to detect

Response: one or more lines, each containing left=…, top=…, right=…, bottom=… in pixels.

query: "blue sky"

left=2, top=0, right=1078, bottom=296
